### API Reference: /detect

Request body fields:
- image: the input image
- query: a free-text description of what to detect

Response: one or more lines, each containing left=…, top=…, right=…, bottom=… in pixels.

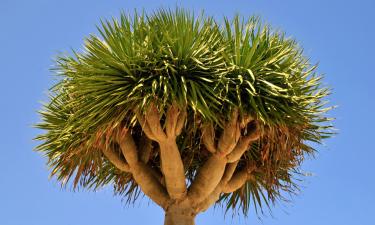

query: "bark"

left=131, top=162, right=170, bottom=208
left=188, top=111, right=242, bottom=204
left=194, top=184, right=222, bottom=212
left=159, top=140, right=187, bottom=199
left=194, top=162, right=238, bottom=212
left=136, top=104, right=187, bottom=200
left=188, top=154, right=226, bottom=203
left=115, top=127, right=169, bottom=208
left=201, top=123, right=216, bottom=153
left=99, top=106, right=264, bottom=217
left=164, top=205, right=196, bottom=225
left=175, top=108, right=187, bottom=136
left=226, top=126, right=260, bottom=163
left=101, top=144, right=130, bottom=172
left=217, top=109, right=240, bottom=155
left=164, top=212, right=195, bottom=225
left=222, top=169, right=249, bottom=193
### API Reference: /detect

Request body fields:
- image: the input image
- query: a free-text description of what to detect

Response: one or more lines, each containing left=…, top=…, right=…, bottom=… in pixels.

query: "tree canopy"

left=35, top=8, right=333, bottom=217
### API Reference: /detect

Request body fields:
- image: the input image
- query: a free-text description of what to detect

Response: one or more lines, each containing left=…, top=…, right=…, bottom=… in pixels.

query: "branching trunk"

left=131, top=162, right=170, bottom=207
left=136, top=103, right=187, bottom=199
left=188, top=155, right=227, bottom=203
left=98, top=106, right=263, bottom=223
left=194, top=162, right=238, bottom=212
left=190, top=113, right=261, bottom=212
left=188, top=111, right=242, bottom=204
left=115, top=127, right=170, bottom=208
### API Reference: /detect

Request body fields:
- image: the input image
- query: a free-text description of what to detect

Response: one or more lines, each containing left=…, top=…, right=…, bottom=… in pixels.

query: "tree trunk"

left=164, top=206, right=196, bottom=225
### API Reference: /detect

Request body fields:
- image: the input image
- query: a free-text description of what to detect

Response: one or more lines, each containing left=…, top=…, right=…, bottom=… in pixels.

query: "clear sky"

left=1, top=0, right=374, bottom=224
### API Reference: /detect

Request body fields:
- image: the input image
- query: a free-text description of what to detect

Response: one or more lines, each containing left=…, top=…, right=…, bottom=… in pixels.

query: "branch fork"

left=189, top=109, right=261, bottom=210
left=96, top=104, right=261, bottom=214
left=136, top=103, right=188, bottom=200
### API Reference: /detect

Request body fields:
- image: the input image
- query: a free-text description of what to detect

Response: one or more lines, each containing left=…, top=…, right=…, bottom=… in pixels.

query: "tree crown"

left=36, top=8, right=333, bottom=216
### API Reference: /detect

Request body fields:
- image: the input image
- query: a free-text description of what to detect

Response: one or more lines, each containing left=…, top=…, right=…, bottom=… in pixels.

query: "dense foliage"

left=36, top=9, right=333, bottom=215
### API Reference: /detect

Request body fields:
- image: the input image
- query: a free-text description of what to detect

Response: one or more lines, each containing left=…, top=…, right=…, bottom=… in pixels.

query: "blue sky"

left=1, top=0, right=374, bottom=224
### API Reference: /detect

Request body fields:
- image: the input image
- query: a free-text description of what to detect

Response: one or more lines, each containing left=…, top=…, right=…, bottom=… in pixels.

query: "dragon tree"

left=36, top=9, right=333, bottom=225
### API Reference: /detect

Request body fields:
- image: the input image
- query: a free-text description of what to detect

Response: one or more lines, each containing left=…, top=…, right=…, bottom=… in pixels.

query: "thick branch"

left=188, top=154, right=227, bottom=204
left=135, top=111, right=157, bottom=141
left=165, top=103, right=179, bottom=138
left=102, top=144, right=130, bottom=172
left=158, top=140, right=187, bottom=199
left=188, top=110, right=240, bottom=204
left=194, top=162, right=257, bottom=212
left=116, top=129, right=138, bottom=165
left=221, top=162, right=239, bottom=183
left=217, top=109, right=241, bottom=155
left=137, top=104, right=187, bottom=199
left=145, top=104, right=167, bottom=142
left=194, top=162, right=238, bottom=212
left=191, top=117, right=260, bottom=210
left=226, top=127, right=260, bottom=163
left=175, top=108, right=187, bottom=136
left=115, top=127, right=170, bottom=208
left=194, top=184, right=222, bottom=212
left=223, top=162, right=257, bottom=193
left=131, top=162, right=170, bottom=208
left=222, top=170, right=249, bottom=193
left=201, top=124, right=216, bottom=153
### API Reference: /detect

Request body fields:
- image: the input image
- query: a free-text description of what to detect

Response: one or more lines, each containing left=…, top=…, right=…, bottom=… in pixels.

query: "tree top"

left=36, top=8, right=333, bottom=216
